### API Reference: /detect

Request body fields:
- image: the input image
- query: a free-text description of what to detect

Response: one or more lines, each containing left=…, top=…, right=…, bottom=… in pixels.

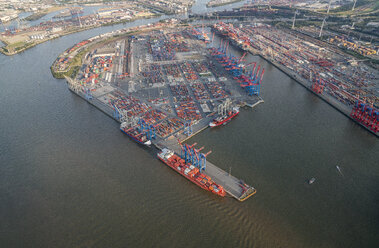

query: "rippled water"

left=0, top=1, right=378, bottom=247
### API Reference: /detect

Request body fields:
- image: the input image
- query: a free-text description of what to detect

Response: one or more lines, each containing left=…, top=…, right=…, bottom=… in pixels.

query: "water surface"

left=0, top=1, right=378, bottom=247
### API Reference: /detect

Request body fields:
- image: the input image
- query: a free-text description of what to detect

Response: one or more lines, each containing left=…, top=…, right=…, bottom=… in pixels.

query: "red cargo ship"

left=158, top=148, right=226, bottom=197
left=120, top=122, right=151, bottom=146
left=209, top=107, right=239, bottom=127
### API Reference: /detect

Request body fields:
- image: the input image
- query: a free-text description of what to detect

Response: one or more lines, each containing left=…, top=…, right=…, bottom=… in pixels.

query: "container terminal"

left=0, top=3, right=157, bottom=56
left=0, top=0, right=195, bottom=56
left=210, top=21, right=378, bottom=136
left=59, top=24, right=264, bottom=201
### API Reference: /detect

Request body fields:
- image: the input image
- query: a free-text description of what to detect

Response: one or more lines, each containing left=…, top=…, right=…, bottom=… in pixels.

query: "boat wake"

left=336, top=165, right=344, bottom=177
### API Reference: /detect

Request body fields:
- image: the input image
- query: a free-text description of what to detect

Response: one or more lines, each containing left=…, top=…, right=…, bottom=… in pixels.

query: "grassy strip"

left=1, top=40, right=38, bottom=55
left=51, top=30, right=139, bottom=79
left=331, top=0, right=376, bottom=12
left=340, top=47, right=379, bottom=67
left=1, top=13, right=158, bottom=56
left=137, top=3, right=174, bottom=15
left=25, top=6, right=65, bottom=21
left=25, top=12, right=48, bottom=21
left=51, top=48, right=90, bottom=79
left=206, top=0, right=244, bottom=8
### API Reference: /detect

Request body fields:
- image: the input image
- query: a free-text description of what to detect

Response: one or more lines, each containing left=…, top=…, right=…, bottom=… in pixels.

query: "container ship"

left=120, top=122, right=151, bottom=146
left=158, top=148, right=226, bottom=197
left=209, top=107, right=239, bottom=127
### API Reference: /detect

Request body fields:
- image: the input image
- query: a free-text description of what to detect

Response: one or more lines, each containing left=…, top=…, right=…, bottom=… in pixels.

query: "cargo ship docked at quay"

left=120, top=122, right=151, bottom=146
left=209, top=106, right=240, bottom=127
left=62, top=27, right=261, bottom=201
left=158, top=148, right=226, bottom=197
left=210, top=26, right=246, bottom=51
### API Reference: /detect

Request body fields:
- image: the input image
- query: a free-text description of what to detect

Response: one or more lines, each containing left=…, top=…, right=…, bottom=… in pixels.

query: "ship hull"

left=158, top=152, right=225, bottom=197
left=209, top=110, right=239, bottom=127
left=120, top=128, right=151, bottom=146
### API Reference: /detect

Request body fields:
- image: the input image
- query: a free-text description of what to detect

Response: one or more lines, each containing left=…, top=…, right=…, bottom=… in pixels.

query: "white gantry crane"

left=64, top=76, right=82, bottom=93
left=218, top=98, right=232, bottom=116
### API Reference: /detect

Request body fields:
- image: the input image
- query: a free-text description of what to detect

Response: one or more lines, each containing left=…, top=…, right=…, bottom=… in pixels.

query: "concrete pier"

left=66, top=78, right=258, bottom=201
left=155, top=121, right=257, bottom=201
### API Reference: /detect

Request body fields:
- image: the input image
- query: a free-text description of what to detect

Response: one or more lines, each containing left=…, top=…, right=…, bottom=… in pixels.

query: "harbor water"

left=0, top=1, right=378, bottom=247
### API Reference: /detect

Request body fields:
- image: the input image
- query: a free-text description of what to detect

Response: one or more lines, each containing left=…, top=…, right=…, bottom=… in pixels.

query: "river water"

left=0, top=1, right=378, bottom=247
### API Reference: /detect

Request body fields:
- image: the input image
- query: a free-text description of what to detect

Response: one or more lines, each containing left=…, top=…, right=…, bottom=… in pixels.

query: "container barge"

left=158, top=148, right=226, bottom=197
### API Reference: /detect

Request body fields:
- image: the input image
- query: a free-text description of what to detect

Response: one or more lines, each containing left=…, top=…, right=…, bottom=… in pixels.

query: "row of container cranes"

left=211, top=21, right=378, bottom=135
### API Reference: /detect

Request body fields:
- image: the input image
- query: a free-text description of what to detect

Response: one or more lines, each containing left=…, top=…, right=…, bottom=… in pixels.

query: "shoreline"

left=206, top=0, right=244, bottom=8
left=0, top=14, right=160, bottom=56
left=24, top=6, right=66, bottom=21
left=212, top=28, right=378, bottom=137
left=50, top=23, right=171, bottom=79
left=65, top=81, right=258, bottom=202
left=56, top=24, right=264, bottom=201
left=255, top=51, right=378, bottom=137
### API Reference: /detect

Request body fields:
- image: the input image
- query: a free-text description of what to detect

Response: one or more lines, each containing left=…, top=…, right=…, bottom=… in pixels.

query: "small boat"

left=308, top=177, right=316, bottom=184
left=336, top=165, right=343, bottom=176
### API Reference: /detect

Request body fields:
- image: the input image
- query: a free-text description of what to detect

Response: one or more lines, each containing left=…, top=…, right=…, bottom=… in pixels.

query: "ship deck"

left=155, top=131, right=257, bottom=201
